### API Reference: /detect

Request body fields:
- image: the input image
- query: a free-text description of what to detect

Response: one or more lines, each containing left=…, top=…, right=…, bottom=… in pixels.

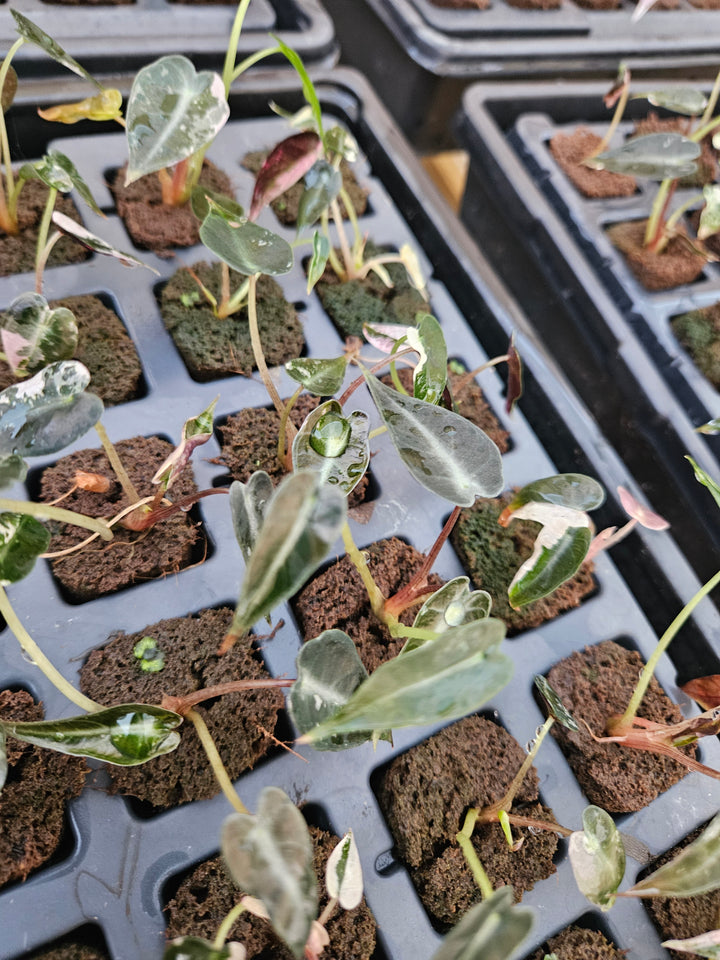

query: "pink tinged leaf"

left=604, top=64, right=631, bottom=107
left=617, top=486, right=670, bottom=530
left=363, top=322, right=411, bottom=354
left=304, top=921, right=330, bottom=960
left=249, top=132, right=323, bottom=221
left=682, top=676, right=720, bottom=710
left=585, top=526, right=617, bottom=563
left=1, top=329, right=32, bottom=374
left=506, top=333, right=523, bottom=414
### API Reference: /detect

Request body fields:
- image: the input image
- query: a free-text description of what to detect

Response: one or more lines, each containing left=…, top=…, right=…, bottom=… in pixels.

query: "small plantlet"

left=133, top=636, right=165, bottom=673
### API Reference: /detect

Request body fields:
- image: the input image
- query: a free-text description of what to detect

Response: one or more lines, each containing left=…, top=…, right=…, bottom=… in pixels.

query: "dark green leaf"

left=363, top=369, right=504, bottom=506
left=586, top=133, right=700, bottom=180
left=297, top=160, right=342, bottom=230
left=306, top=231, right=330, bottom=293
left=190, top=187, right=244, bottom=222
left=51, top=212, right=158, bottom=272
left=200, top=206, right=293, bottom=276
left=292, top=400, right=369, bottom=495
left=164, top=937, right=240, bottom=960
left=249, top=131, right=323, bottom=222
left=301, top=618, right=511, bottom=741
left=230, top=471, right=346, bottom=637
left=222, top=787, right=317, bottom=959
left=229, top=471, right=274, bottom=564
left=569, top=806, right=625, bottom=910
left=627, top=812, right=720, bottom=898
left=2, top=292, right=78, bottom=376
left=413, top=313, right=447, bottom=405
left=686, top=456, right=720, bottom=510
left=0, top=455, right=28, bottom=489
left=505, top=474, right=605, bottom=513
left=11, top=11, right=100, bottom=86
left=0, top=703, right=183, bottom=765
left=285, top=355, right=348, bottom=396
left=534, top=675, right=579, bottom=731
left=642, top=88, right=708, bottom=116
left=19, top=151, right=101, bottom=215
left=0, top=512, right=50, bottom=585
left=431, top=886, right=533, bottom=960
left=273, top=36, right=324, bottom=142
left=508, top=519, right=592, bottom=608
left=125, top=55, right=229, bottom=184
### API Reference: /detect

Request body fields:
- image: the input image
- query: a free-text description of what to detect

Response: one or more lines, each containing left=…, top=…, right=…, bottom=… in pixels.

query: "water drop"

left=309, top=413, right=351, bottom=458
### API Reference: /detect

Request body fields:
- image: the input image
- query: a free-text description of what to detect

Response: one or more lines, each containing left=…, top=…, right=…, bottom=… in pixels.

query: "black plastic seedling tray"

left=2, top=67, right=720, bottom=960
left=0, top=0, right=337, bottom=75
left=322, top=0, right=720, bottom=149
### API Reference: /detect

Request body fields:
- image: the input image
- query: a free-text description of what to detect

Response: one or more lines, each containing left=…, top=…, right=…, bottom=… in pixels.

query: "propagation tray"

left=1, top=67, right=719, bottom=960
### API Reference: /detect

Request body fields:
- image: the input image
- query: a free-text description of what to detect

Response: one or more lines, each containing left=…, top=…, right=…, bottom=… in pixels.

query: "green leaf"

left=363, top=369, right=503, bottom=506
left=301, top=618, right=511, bottom=742
left=51, top=212, right=158, bottom=273
left=0, top=703, right=183, bottom=765
left=324, top=126, right=358, bottom=163
left=686, top=456, right=720, bottom=510
left=505, top=474, right=605, bottom=513
left=534, top=675, right=579, bottom=731
left=2, top=293, right=78, bottom=376
left=297, top=160, right=342, bottom=230
left=292, top=400, right=370, bottom=496
left=0, top=726, right=6, bottom=793
left=640, top=87, right=708, bottom=116
left=431, top=886, right=533, bottom=960
left=273, top=36, right=324, bottom=143
left=285, top=355, right=348, bottom=396
left=569, top=806, right=625, bottom=910
left=125, top=55, right=229, bottom=184
left=585, top=132, right=701, bottom=180
left=699, top=185, right=720, bottom=241
left=0, top=512, right=50, bottom=585
left=408, top=576, right=491, bottom=651
left=0, top=455, right=28, bottom=490
left=164, top=937, right=241, bottom=960
left=697, top=417, right=720, bottom=436
left=627, top=812, right=720, bottom=898
left=230, top=471, right=346, bottom=638
left=151, top=397, right=217, bottom=492
left=0, top=361, right=103, bottom=460
left=222, top=787, right=317, bottom=959
left=11, top=10, right=100, bottom=86
left=326, top=830, right=363, bottom=910
left=662, top=931, right=720, bottom=958
left=288, top=630, right=378, bottom=751
left=412, top=313, right=447, bottom=405
left=19, top=151, right=102, bottom=215
left=200, top=205, right=293, bottom=276
left=190, top=187, right=244, bottom=222
left=229, top=471, right=274, bottom=565
left=306, top=231, right=330, bottom=293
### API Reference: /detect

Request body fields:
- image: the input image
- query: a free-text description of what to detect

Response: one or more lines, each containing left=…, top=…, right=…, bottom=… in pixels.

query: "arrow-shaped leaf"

left=11, top=10, right=101, bottom=86
left=152, top=397, right=217, bottom=493
left=326, top=830, right=363, bottom=910
left=285, top=355, right=348, bottom=396
left=200, top=204, right=293, bottom=276
left=19, top=151, right=102, bottom=215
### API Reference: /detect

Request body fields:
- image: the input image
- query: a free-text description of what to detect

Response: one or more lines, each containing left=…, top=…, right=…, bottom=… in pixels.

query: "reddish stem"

left=121, top=488, right=229, bottom=531
left=162, top=678, right=294, bottom=715
left=646, top=181, right=678, bottom=253
left=338, top=348, right=416, bottom=407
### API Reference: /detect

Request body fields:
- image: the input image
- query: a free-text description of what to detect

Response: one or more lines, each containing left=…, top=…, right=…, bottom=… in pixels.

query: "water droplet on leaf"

left=309, top=412, right=351, bottom=458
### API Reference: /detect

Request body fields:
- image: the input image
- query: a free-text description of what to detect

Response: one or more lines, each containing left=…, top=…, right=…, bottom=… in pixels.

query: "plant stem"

left=0, top=38, right=25, bottom=234
left=34, top=187, right=57, bottom=294
left=163, top=677, right=294, bottom=714
left=277, top=385, right=302, bottom=469
left=338, top=347, right=415, bottom=407
left=213, top=901, right=247, bottom=950
left=482, top=716, right=555, bottom=819
left=338, top=185, right=362, bottom=251
left=644, top=179, right=676, bottom=251
left=0, top=498, right=113, bottom=540
left=186, top=707, right=248, bottom=814
left=35, top=231, right=63, bottom=294
left=247, top=273, right=285, bottom=416
left=457, top=808, right=494, bottom=900
left=0, top=585, right=101, bottom=712
left=690, top=113, right=720, bottom=145
left=223, top=0, right=253, bottom=95
left=618, top=567, right=720, bottom=731
left=231, top=45, right=282, bottom=84
left=593, top=78, right=630, bottom=157
left=95, top=422, right=141, bottom=505
left=700, top=68, right=720, bottom=128
left=331, top=197, right=354, bottom=279
left=341, top=522, right=386, bottom=620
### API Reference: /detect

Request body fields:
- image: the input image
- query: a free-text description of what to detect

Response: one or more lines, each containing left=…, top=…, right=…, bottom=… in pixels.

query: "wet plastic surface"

left=1, top=68, right=719, bottom=960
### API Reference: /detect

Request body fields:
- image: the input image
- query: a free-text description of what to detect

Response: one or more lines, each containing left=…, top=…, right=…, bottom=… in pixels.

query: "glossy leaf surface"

left=222, top=787, right=317, bottom=958
left=164, top=937, right=243, bottom=960
left=285, top=355, right=347, bottom=396
left=191, top=187, right=244, bottom=222
left=2, top=292, right=78, bottom=376
left=289, top=630, right=376, bottom=751
left=200, top=205, right=293, bottom=276
left=407, top=576, right=491, bottom=652
left=19, top=151, right=101, bottom=215
left=249, top=131, right=322, bottom=222
left=37, top=88, right=123, bottom=124
left=431, top=886, right=533, bottom=960
left=686, top=456, right=720, bottom=509
left=152, top=397, right=217, bottom=492
left=292, top=400, right=369, bottom=495
left=569, top=806, right=625, bottom=909
left=301, top=618, right=511, bottom=741
left=534, top=675, right=579, bottom=731
left=230, top=471, right=274, bottom=564
left=125, top=56, right=229, bottom=184
left=1, top=703, right=183, bottom=765
left=644, top=87, right=708, bottom=116
left=586, top=133, right=700, bottom=180
left=11, top=10, right=99, bottom=85
left=412, top=313, right=447, bottom=405
left=627, top=812, right=720, bottom=897
left=51, top=212, right=158, bottom=272
left=298, top=160, right=342, bottom=230
left=0, top=512, right=50, bottom=585
left=363, top=369, right=503, bottom=506
left=505, top=474, right=605, bottom=513
left=230, top=471, right=346, bottom=637
left=326, top=830, right=363, bottom=909
left=0, top=361, right=102, bottom=459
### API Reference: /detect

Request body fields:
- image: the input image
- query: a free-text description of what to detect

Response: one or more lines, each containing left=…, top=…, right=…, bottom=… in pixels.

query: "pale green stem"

left=222, top=0, right=253, bottom=96
left=0, top=498, right=113, bottom=540
left=457, top=808, right=494, bottom=900
left=247, top=273, right=284, bottom=416
left=277, top=385, right=302, bottom=468
left=387, top=623, right=439, bottom=642
left=619, top=568, right=720, bottom=729
left=231, top=45, right=282, bottom=84
left=186, top=708, right=248, bottom=814
left=644, top=178, right=672, bottom=248
left=338, top=185, right=362, bottom=251
left=331, top=198, right=354, bottom=279
left=341, top=522, right=386, bottom=620
left=690, top=113, right=720, bottom=144
left=367, top=425, right=387, bottom=441
left=594, top=80, right=630, bottom=157
left=34, top=187, right=57, bottom=294
left=666, top=194, right=705, bottom=234
left=218, top=275, right=250, bottom=319
left=700, top=68, right=720, bottom=127
left=214, top=901, right=248, bottom=950
left=490, top=716, right=554, bottom=815
left=94, top=422, right=141, bottom=505
left=35, top=230, right=62, bottom=295
left=356, top=254, right=404, bottom=281
left=0, top=585, right=102, bottom=712
left=0, top=39, right=24, bottom=229
left=389, top=359, right=408, bottom=395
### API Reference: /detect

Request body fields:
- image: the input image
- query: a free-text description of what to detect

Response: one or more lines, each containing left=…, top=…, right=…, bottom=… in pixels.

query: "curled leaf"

left=297, top=159, right=342, bottom=230
left=697, top=417, right=720, bottom=436
left=326, top=830, right=363, bottom=910
left=686, top=456, right=720, bottom=509
left=249, top=132, right=323, bottom=222
left=230, top=471, right=274, bottom=565
left=152, top=397, right=217, bottom=493
left=682, top=675, right=720, bottom=710
left=306, top=231, right=331, bottom=293
left=506, top=333, right=523, bottom=414
left=617, top=486, right=669, bottom=530
left=19, top=151, right=101, bottom=215
left=534, top=675, right=579, bottom=730
left=51, top=212, right=158, bottom=272
left=1, top=66, right=17, bottom=113
left=569, top=805, right=626, bottom=910
left=38, top=88, right=123, bottom=124
left=11, top=10, right=100, bottom=85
